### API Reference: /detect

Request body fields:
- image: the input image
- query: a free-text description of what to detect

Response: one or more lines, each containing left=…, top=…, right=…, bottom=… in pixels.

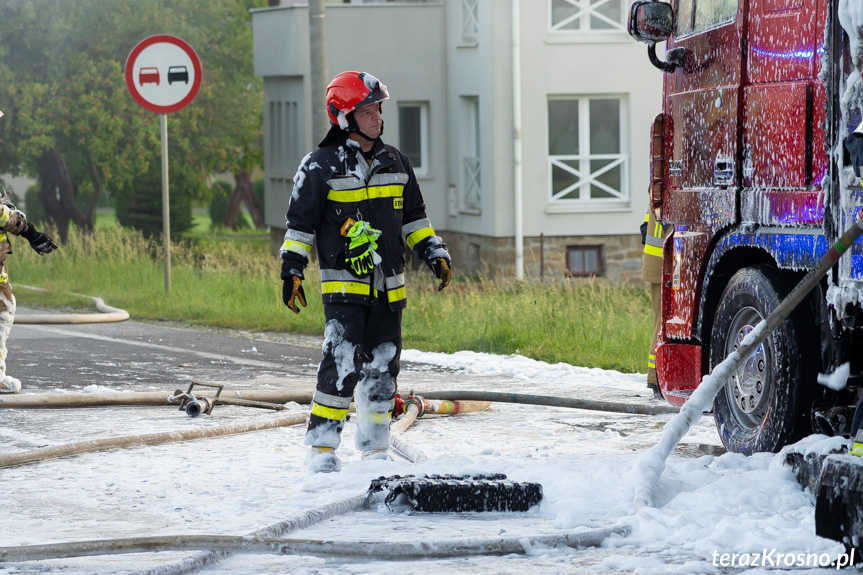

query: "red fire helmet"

left=325, top=71, right=389, bottom=129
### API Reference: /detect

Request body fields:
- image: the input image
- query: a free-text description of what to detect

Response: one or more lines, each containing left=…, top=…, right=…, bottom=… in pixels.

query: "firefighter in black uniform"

left=280, top=71, right=452, bottom=472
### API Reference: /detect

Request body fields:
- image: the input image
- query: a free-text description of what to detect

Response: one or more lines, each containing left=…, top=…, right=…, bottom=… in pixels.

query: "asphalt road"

left=6, top=307, right=325, bottom=397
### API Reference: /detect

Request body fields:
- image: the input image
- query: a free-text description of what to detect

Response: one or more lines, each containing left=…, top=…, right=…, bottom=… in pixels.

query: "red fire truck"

left=628, top=0, right=863, bottom=454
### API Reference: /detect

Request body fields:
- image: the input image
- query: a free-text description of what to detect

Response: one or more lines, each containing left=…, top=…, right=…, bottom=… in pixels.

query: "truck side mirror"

left=628, top=0, right=673, bottom=44
left=628, top=1, right=686, bottom=73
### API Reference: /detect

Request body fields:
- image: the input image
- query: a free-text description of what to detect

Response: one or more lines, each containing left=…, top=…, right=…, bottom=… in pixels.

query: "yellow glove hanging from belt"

left=343, top=219, right=382, bottom=278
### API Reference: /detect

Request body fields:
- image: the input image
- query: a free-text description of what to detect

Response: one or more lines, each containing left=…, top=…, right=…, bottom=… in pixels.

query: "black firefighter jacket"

left=280, top=131, right=445, bottom=310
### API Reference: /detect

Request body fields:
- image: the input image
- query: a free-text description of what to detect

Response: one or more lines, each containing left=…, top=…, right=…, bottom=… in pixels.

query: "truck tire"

left=710, top=265, right=808, bottom=454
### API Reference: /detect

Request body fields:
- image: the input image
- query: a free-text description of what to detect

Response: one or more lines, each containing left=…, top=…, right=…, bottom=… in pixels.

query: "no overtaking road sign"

left=125, top=34, right=201, bottom=114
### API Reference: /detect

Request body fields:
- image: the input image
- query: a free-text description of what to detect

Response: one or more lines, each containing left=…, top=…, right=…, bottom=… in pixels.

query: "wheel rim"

left=723, top=306, right=771, bottom=429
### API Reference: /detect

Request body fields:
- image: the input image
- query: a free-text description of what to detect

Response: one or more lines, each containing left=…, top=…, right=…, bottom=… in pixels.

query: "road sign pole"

left=161, top=113, right=171, bottom=293
left=125, top=34, right=201, bottom=295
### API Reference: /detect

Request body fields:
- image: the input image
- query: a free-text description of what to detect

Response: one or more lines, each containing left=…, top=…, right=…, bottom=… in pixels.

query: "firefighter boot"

left=306, top=447, right=342, bottom=473
left=361, top=449, right=392, bottom=461
left=0, top=375, right=20, bottom=393
left=646, top=365, right=663, bottom=400
left=355, top=366, right=395, bottom=454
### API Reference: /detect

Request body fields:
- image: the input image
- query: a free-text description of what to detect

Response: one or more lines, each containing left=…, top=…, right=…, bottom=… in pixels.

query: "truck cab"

left=629, top=0, right=863, bottom=453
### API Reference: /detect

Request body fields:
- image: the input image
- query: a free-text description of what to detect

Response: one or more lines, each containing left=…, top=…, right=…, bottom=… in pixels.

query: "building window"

left=547, top=95, right=628, bottom=206
left=566, top=245, right=603, bottom=276
left=398, top=102, right=429, bottom=175
left=461, top=0, right=479, bottom=43
left=460, top=96, right=481, bottom=212
left=549, top=0, right=627, bottom=33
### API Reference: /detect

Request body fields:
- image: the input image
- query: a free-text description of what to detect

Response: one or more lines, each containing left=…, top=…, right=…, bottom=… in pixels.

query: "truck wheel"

left=710, top=265, right=807, bottom=454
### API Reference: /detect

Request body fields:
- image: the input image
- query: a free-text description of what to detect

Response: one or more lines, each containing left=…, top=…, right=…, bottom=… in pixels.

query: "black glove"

left=430, top=258, right=452, bottom=291
left=282, top=275, right=307, bottom=314
left=640, top=220, right=648, bottom=246
left=21, top=225, right=58, bottom=255
left=847, top=131, right=863, bottom=178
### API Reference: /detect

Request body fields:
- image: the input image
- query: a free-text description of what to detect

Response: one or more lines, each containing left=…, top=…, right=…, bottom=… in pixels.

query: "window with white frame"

left=398, top=102, right=429, bottom=176
left=460, top=95, right=481, bottom=212
left=549, top=0, right=627, bottom=33
left=461, top=0, right=479, bottom=43
left=548, top=96, right=628, bottom=206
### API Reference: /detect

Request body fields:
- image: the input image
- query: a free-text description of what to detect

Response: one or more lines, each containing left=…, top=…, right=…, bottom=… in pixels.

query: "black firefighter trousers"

left=304, top=298, right=401, bottom=452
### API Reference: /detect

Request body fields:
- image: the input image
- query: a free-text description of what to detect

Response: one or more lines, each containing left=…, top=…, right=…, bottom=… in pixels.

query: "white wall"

left=517, top=1, right=663, bottom=238
left=325, top=3, right=448, bottom=227
left=253, top=3, right=449, bottom=230
left=445, top=0, right=506, bottom=238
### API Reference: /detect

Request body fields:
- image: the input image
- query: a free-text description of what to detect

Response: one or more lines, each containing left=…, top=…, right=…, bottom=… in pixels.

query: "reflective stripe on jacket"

left=643, top=214, right=665, bottom=259
left=281, top=131, right=440, bottom=310
left=641, top=210, right=668, bottom=284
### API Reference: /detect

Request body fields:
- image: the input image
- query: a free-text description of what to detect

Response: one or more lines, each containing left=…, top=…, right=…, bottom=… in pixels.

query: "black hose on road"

left=420, top=390, right=678, bottom=416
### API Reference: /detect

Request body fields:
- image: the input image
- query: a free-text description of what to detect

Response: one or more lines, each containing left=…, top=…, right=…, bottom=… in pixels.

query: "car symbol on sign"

left=168, top=66, right=189, bottom=85
left=139, top=67, right=160, bottom=86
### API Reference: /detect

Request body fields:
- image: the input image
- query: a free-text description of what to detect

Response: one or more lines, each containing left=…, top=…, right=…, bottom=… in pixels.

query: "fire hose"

left=0, top=389, right=311, bottom=409
left=0, top=397, right=571, bottom=571
left=0, top=527, right=631, bottom=564
left=419, top=390, right=678, bottom=416
left=0, top=397, right=590, bottom=567
left=0, top=412, right=308, bottom=470
left=389, top=396, right=492, bottom=463
left=633, top=211, right=863, bottom=509
left=14, top=286, right=129, bottom=324
left=135, top=396, right=490, bottom=575
left=0, top=389, right=675, bottom=415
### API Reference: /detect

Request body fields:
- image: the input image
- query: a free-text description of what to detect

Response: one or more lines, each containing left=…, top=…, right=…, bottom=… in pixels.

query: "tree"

left=0, top=0, right=266, bottom=240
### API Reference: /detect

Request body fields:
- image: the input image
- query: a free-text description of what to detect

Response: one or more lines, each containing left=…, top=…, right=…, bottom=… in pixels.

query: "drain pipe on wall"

left=512, top=0, right=524, bottom=280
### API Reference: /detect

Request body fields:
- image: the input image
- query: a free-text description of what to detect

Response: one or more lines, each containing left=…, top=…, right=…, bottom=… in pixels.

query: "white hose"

left=390, top=402, right=420, bottom=435
left=140, top=492, right=372, bottom=575
left=389, top=402, right=428, bottom=463
left=0, top=412, right=308, bottom=469
left=0, top=390, right=313, bottom=409
left=632, top=323, right=764, bottom=509
left=0, top=526, right=631, bottom=563
left=14, top=285, right=129, bottom=324
left=139, top=404, right=429, bottom=575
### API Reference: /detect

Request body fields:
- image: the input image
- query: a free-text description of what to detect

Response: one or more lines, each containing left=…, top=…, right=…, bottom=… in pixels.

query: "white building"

left=251, top=0, right=662, bottom=281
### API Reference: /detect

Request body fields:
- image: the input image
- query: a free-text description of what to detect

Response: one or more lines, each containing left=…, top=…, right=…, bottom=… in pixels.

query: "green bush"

left=115, top=159, right=200, bottom=238
left=207, top=180, right=232, bottom=229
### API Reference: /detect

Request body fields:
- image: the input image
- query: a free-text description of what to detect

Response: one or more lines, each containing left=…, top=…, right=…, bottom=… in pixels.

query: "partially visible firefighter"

left=0, top=111, right=59, bottom=393
left=846, top=120, right=863, bottom=458
left=279, top=72, right=452, bottom=472
left=641, top=199, right=670, bottom=400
